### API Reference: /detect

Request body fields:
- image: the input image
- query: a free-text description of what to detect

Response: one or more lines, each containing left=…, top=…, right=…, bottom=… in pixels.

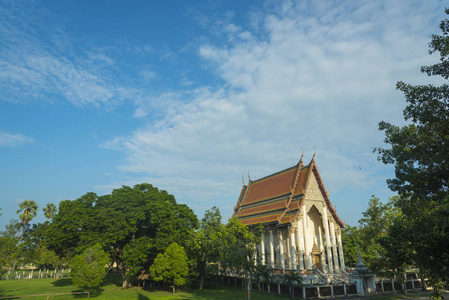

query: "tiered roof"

left=232, top=156, right=344, bottom=227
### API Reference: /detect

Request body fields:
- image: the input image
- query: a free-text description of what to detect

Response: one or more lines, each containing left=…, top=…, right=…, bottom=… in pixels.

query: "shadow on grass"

left=51, top=277, right=73, bottom=287
left=102, top=273, right=122, bottom=287
left=137, top=291, right=150, bottom=300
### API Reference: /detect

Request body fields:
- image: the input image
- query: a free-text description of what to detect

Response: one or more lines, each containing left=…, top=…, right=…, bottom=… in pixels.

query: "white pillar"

left=337, top=230, right=345, bottom=270
left=290, top=229, right=297, bottom=270
left=322, top=206, right=334, bottom=272
left=261, top=233, right=266, bottom=264
left=318, top=225, right=325, bottom=271
left=286, top=232, right=291, bottom=269
left=302, top=207, right=311, bottom=269
left=279, top=231, right=285, bottom=270
left=296, top=220, right=304, bottom=270
left=330, top=222, right=339, bottom=272
left=269, top=229, right=275, bottom=268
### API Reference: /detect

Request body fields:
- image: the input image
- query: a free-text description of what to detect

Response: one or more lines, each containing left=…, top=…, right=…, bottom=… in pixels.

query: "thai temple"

left=232, top=152, right=349, bottom=283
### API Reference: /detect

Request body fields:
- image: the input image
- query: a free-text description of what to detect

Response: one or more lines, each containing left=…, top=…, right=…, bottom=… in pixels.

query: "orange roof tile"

left=233, top=156, right=345, bottom=228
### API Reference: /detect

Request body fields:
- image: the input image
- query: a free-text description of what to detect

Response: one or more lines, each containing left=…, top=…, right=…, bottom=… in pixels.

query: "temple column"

left=302, top=207, right=311, bottom=269
left=269, top=228, right=275, bottom=268
left=296, top=220, right=304, bottom=270
left=290, top=229, right=297, bottom=270
left=260, top=233, right=266, bottom=265
left=330, top=222, right=339, bottom=272
left=279, top=231, right=285, bottom=270
left=337, top=229, right=346, bottom=270
left=322, top=205, right=334, bottom=272
left=319, top=225, right=326, bottom=271
left=286, top=233, right=291, bottom=269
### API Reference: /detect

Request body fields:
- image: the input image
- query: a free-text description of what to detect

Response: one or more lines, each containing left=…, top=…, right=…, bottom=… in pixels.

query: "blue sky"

left=0, top=0, right=446, bottom=229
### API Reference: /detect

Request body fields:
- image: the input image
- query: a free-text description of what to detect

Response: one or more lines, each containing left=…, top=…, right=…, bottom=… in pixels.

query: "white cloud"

left=0, top=132, right=34, bottom=147
left=105, top=0, right=446, bottom=221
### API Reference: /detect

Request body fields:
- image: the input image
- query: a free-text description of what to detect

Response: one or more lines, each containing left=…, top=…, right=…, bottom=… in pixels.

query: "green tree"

left=221, top=218, right=262, bottom=300
left=376, top=8, right=449, bottom=297
left=34, top=244, right=66, bottom=276
left=46, top=183, right=198, bottom=288
left=70, top=244, right=110, bottom=295
left=283, top=270, right=303, bottom=299
left=190, top=206, right=224, bottom=290
left=149, top=242, right=189, bottom=294
left=0, top=220, right=21, bottom=274
left=254, top=264, right=273, bottom=292
left=14, top=200, right=39, bottom=271
left=358, top=195, right=401, bottom=272
left=42, top=203, right=57, bottom=220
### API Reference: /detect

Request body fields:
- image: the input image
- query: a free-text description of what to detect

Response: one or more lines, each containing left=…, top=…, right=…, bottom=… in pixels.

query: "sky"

left=0, top=0, right=446, bottom=229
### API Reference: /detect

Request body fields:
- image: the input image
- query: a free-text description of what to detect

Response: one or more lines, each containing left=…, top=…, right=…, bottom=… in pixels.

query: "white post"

left=290, top=229, right=297, bottom=270
left=302, top=207, right=311, bottom=269
left=322, top=206, right=333, bottom=272
left=279, top=231, right=285, bottom=270
left=269, top=229, right=275, bottom=268
left=297, top=220, right=304, bottom=270
left=261, top=233, right=266, bottom=265
left=337, top=229, right=346, bottom=270
left=330, top=222, right=339, bottom=272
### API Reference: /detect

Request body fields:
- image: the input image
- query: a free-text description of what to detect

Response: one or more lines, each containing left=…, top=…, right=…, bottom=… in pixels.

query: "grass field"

left=0, top=273, right=289, bottom=299
left=0, top=274, right=444, bottom=300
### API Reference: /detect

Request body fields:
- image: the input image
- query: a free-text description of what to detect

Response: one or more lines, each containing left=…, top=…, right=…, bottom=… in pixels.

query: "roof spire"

left=248, top=170, right=251, bottom=182
left=242, top=175, right=245, bottom=185
left=313, top=146, right=316, bottom=158
left=298, top=147, right=304, bottom=165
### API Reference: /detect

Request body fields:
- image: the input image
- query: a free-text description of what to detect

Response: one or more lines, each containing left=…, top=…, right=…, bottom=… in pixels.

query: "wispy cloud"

left=0, top=132, right=34, bottom=147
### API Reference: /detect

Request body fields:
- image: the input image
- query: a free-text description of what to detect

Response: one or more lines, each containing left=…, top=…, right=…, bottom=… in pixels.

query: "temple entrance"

left=311, top=242, right=322, bottom=271
left=314, top=254, right=321, bottom=270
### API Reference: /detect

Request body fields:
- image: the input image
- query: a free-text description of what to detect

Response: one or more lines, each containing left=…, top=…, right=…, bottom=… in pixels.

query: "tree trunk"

left=246, top=272, right=251, bottom=300
left=199, top=275, right=205, bottom=290
left=172, top=285, right=175, bottom=294
left=11, top=223, right=25, bottom=272
left=421, top=277, right=427, bottom=291
left=121, top=266, right=131, bottom=288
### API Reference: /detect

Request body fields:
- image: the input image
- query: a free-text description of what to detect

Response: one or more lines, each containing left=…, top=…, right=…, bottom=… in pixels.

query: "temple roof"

left=232, top=155, right=344, bottom=227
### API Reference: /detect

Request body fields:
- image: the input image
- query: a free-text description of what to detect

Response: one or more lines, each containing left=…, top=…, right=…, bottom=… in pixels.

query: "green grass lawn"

left=0, top=274, right=289, bottom=299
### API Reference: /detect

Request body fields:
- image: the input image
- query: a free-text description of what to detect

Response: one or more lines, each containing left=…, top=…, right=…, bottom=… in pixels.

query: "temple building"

left=232, top=153, right=348, bottom=282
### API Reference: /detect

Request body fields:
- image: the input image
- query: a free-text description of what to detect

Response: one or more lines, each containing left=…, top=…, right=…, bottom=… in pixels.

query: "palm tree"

left=255, top=264, right=273, bottom=292
left=43, top=203, right=57, bottom=220
left=13, top=200, right=39, bottom=271
left=283, top=270, right=303, bottom=299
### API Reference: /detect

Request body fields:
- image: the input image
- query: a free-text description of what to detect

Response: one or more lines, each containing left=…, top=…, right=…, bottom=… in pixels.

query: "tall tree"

left=45, top=183, right=198, bottom=288
left=43, top=203, right=57, bottom=220
left=190, top=206, right=224, bottom=290
left=220, top=218, right=262, bottom=300
left=14, top=200, right=39, bottom=271
left=376, top=8, right=449, bottom=298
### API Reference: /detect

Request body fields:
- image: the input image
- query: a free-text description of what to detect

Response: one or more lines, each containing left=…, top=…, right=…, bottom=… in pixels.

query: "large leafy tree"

left=149, top=242, right=189, bottom=294
left=46, top=183, right=198, bottom=288
left=376, top=8, right=449, bottom=297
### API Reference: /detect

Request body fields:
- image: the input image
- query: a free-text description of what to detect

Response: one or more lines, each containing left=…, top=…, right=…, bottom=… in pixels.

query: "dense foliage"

left=376, top=7, right=449, bottom=299
left=150, top=242, right=189, bottom=293
left=70, top=244, right=110, bottom=293
left=45, top=183, right=199, bottom=288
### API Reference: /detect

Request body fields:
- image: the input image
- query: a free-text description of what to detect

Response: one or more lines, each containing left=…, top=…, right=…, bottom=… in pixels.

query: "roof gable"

left=233, top=155, right=345, bottom=227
